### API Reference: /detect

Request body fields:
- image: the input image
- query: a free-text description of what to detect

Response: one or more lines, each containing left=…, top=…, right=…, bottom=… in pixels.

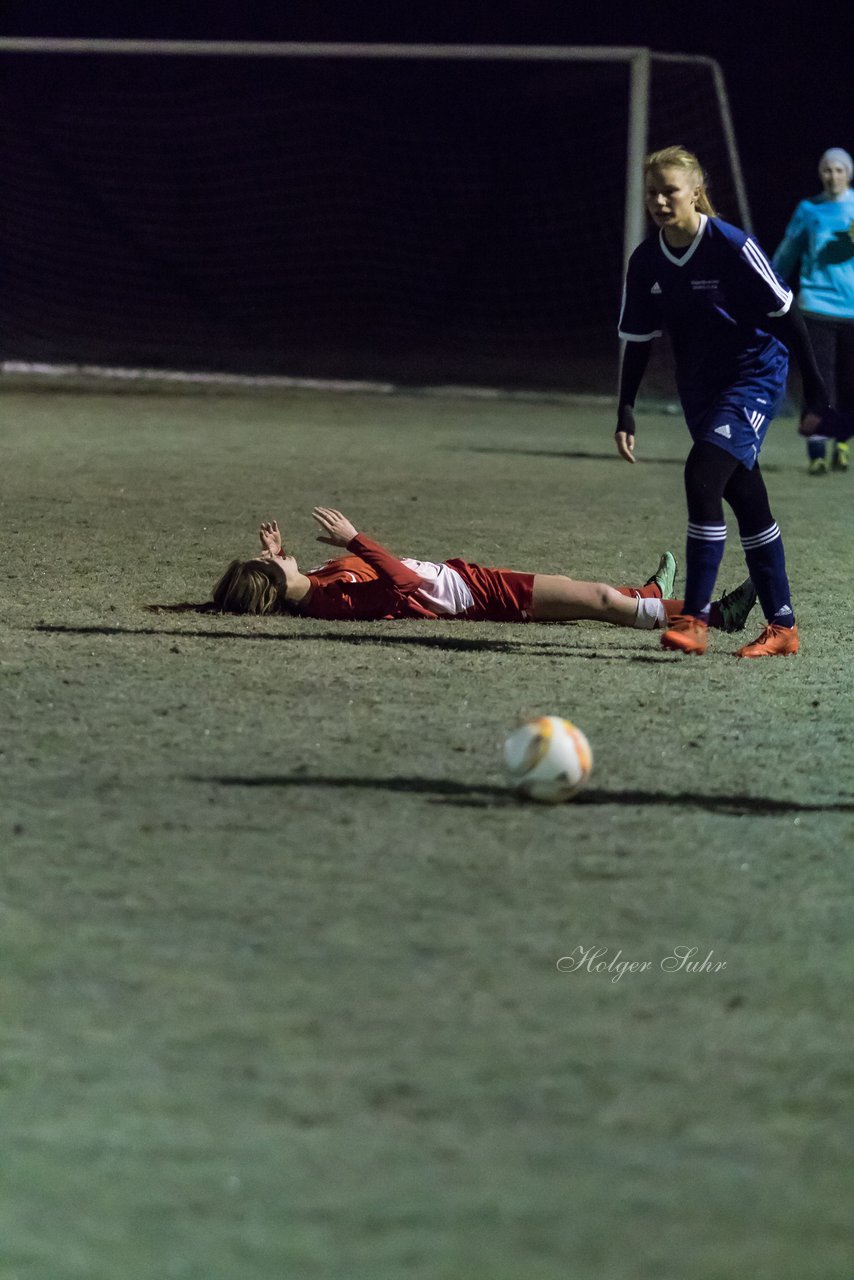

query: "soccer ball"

left=503, top=715, right=593, bottom=803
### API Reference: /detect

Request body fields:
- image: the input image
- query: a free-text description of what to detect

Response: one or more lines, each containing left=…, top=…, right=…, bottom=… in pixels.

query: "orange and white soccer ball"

left=503, top=715, right=593, bottom=803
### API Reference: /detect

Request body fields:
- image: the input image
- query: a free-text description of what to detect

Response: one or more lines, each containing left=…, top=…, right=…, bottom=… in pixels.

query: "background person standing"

left=773, top=148, right=854, bottom=474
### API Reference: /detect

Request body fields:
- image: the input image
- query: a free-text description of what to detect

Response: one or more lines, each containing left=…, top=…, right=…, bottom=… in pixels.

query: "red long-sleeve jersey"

left=302, top=534, right=441, bottom=620
left=305, top=552, right=379, bottom=586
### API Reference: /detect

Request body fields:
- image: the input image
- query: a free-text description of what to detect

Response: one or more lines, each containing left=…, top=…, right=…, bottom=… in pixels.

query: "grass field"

left=1, top=384, right=852, bottom=1280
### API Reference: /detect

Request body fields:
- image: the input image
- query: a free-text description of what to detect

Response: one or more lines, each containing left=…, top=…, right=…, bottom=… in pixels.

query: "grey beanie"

left=819, top=148, right=853, bottom=179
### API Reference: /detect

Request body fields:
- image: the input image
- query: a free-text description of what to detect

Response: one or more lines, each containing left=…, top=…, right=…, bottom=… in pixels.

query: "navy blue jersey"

left=619, top=215, right=793, bottom=428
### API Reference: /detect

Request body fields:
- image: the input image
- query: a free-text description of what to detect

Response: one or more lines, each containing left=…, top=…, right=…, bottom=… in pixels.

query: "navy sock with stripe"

left=741, top=524, right=794, bottom=626
left=683, top=522, right=727, bottom=619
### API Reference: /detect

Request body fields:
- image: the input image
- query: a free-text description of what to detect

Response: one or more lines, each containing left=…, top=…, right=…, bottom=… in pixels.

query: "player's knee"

left=591, top=582, right=617, bottom=612
left=556, top=578, right=615, bottom=612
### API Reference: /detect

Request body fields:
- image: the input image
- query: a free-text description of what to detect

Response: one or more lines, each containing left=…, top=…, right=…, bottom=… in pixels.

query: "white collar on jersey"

left=658, top=212, right=708, bottom=266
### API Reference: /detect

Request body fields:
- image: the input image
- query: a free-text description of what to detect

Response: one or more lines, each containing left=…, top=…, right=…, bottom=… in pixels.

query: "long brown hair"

left=212, top=559, right=288, bottom=615
left=644, top=146, right=717, bottom=216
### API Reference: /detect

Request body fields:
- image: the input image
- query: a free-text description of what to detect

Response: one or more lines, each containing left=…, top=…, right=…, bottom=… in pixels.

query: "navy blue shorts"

left=688, top=388, right=785, bottom=469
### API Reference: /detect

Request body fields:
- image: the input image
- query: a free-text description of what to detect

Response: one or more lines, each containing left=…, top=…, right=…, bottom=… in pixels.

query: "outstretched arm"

left=615, top=341, right=652, bottom=463
left=311, top=507, right=424, bottom=595
left=296, top=509, right=429, bottom=620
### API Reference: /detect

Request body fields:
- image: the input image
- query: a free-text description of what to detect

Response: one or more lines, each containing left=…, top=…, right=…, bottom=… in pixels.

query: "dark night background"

left=0, top=1, right=850, bottom=388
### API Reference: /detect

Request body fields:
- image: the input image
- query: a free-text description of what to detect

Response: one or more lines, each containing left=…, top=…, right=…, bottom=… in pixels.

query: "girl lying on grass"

left=210, top=507, right=756, bottom=635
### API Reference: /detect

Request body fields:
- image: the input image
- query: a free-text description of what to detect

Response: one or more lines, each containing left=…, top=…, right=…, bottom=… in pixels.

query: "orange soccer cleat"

left=734, top=623, right=800, bottom=659
left=660, top=614, right=709, bottom=654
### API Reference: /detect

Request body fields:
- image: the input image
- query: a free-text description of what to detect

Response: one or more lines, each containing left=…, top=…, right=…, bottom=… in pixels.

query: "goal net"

left=0, top=41, right=748, bottom=394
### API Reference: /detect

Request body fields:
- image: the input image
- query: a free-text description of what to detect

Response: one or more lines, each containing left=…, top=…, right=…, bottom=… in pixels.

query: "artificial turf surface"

left=1, top=385, right=852, bottom=1279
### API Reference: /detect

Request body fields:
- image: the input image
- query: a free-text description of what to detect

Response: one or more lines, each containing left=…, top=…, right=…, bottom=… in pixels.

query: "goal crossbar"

left=0, top=39, right=658, bottom=60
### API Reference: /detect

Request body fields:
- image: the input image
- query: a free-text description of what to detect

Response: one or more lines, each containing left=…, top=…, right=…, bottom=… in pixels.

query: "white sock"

left=633, top=597, right=666, bottom=629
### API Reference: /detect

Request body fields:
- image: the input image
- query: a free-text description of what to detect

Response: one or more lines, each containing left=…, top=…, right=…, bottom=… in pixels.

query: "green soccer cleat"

left=808, top=456, right=828, bottom=475
left=644, top=551, right=677, bottom=600
left=714, top=578, right=758, bottom=633
left=832, top=441, right=849, bottom=472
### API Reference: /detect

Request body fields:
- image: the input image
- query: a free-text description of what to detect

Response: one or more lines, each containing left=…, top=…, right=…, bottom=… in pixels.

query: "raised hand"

left=312, top=507, right=358, bottom=546
left=259, top=520, right=282, bottom=556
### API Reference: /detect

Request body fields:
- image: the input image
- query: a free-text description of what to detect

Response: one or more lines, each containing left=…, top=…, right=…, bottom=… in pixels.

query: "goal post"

left=0, top=39, right=749, bottom=395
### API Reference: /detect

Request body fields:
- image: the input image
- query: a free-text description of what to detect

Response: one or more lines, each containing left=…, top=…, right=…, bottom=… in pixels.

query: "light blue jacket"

left=772, top=192, right=854, bottom=320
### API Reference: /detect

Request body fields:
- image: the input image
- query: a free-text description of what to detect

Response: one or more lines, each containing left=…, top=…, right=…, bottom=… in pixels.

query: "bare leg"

left=530, top=574, right=647, bottom=626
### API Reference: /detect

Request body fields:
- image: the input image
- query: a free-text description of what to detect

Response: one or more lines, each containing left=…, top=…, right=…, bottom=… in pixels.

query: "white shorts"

left=401, top=558, right=475, bottom=616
